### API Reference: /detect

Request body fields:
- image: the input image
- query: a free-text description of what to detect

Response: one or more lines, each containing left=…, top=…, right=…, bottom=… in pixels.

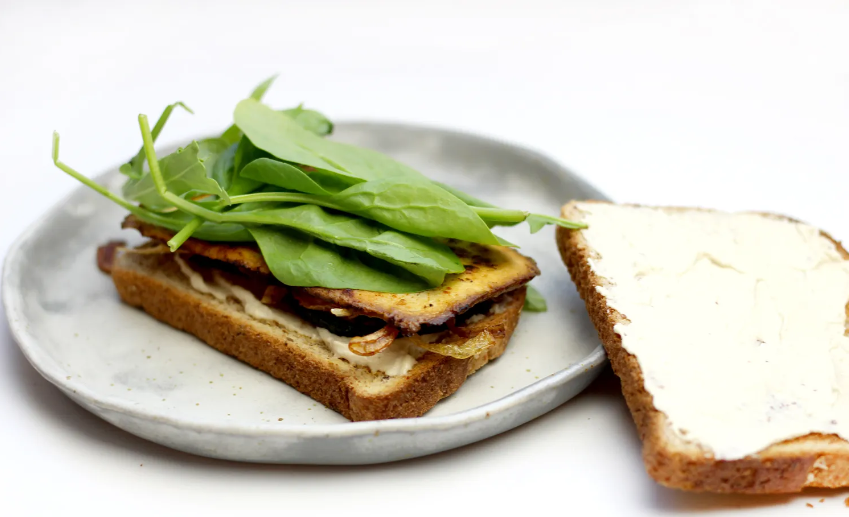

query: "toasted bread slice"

left=557, top=200, right=849, bottom=493
left=110, top=250, right=525, bottom=422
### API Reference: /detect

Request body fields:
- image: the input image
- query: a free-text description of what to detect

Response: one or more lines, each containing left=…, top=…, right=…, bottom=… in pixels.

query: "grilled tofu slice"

left=123, top=216, right=539, bottom=333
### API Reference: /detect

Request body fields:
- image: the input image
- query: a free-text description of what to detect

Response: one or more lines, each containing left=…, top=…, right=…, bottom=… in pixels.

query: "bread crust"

left=556, top=200, right=849, bottom=493
left=110, top=251, right=524, bottom=422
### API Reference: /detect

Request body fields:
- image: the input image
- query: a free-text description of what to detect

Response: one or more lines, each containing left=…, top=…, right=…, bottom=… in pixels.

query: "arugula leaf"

left=523, top=285, right=547, bottom=312
left=122, top=141, right=228, bottom=210
left=239, top=158, right=333, bottom=195
left=227, top=204, right=463, bottom=285
left=248, top=226, right=431, bottom=292
left=234, top=99, right=424, bottom=182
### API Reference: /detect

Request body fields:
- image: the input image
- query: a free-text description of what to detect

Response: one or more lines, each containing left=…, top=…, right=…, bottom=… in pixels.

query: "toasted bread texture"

left=110, top=250, right=525, bottom=422
left=557, top=200, right=849, bottom=493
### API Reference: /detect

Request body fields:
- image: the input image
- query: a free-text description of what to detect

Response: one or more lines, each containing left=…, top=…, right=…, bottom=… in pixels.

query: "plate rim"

left=3, top=120, right=608, bottom=440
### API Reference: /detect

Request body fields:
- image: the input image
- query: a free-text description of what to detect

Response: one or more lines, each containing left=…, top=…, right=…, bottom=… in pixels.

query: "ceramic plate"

left=3, top=122, right=608, bottom=464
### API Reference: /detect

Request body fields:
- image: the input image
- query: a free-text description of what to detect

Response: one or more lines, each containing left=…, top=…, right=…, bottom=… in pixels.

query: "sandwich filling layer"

left=172, top=254, right=427, bottom=376
left=574, top=202, right=849, bottom=460
left=135, top=250, right=514, bottom=377
left=122, top=215, right=539, bottom=334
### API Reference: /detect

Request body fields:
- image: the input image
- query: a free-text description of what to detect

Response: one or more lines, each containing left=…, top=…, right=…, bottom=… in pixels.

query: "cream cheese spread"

left=575, top=202, right=849, bottom=460
left=316, top=329, right=425, bottom=377
left=172, top=255, right=421, bottom=376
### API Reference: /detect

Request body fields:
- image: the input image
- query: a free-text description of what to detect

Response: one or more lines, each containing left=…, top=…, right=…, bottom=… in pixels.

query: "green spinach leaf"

left=53, top=132, right=252, bottom=242
left=120, top=101, right=193, bottom=179
left=209, top=142, right=238, bottom=189
left=239, top=158, right=334, bottom=196
left=221, top=76, right=278, bottom=144
left=327, top=178, right=501, bottom=245
left=248, top=226, right=431, bottom=292
left=225, top=136, right=265, bottom=196
left=137, top=211, right=254, bottom=242
left=523, top=284, right=547, bottom=312
left=228, top=204, right=463, bottom=285
left=197, top=137, right=230, bottom=166
left=122, top=141, right=228, bottom=210
left=525, top=213, right=586, bottom=233
left=282, top=105, right=333, bottom=136
left=433, top=181, right=498, bottom=208
left=234, top=98, right=424, bottom=183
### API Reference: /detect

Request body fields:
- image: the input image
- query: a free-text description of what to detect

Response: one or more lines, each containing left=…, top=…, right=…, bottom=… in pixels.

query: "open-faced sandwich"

left=53, top=77, right=584, bottom=421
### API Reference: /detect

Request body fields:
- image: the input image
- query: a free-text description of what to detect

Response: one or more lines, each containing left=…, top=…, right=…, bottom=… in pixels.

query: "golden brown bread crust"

left=110, top=251, right=525, bottom=421
left=123, top=215, right=538, bottom=334
left=556, top=200, right=849, bottom=493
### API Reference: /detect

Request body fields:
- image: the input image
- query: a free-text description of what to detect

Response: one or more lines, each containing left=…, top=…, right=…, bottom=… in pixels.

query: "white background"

left=2, top=0, right=848, bottom=515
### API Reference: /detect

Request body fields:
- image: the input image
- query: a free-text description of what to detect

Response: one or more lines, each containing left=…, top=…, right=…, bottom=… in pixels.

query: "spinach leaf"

left=435, top=183, right=586, bottom=231
left=122, top=141, right=228, bottom=210
left=136, top=211, right=254, bottom=242
left=234, top=99, right=424, bottom=182
left=209, top=142, right=238, bottom=189
left=282, top=105, right=333, bottom=136
left=221, top=76, right=278, bottom=144
left=221, top=76, right=333, bottom=143
left=120, top=101, right=193, bottom=179
left=197, top=137, right=230, bottom=166
left=249, top=75, right=278, bottom=101
left=525, top=213, right=586, bottom=232
left=227, top=136, right=265, bottom=196
left=523, top=285, right=547, bottom=312
left=239, top=158, right=334, bottom=195
left=53, top=132, right=252, bottom=242
left=433, top=181, right=498, bottom=208
left=228, top=204, right=463, bottom=285
left=327, top=178, right=501, bottom=245
left=248, top=226, right=431, bottom=292
left=220, top=125, right=243, bottom=146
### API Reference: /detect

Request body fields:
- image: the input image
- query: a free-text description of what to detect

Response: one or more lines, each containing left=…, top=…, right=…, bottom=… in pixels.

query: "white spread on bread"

left=174, top=254, right=229, bottom=301
left=316, top=329, right=426, bottom=377
left=173, top=255, right=422, bottom=376
left=575, top=202, right=849, bottom=460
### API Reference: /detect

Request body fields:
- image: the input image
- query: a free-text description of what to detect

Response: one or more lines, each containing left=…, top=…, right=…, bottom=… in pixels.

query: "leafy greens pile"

left=52, top=77, right=584, bottom=308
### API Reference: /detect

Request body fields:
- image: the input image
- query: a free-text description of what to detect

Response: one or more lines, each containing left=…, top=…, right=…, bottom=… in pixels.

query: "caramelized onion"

left=260, top=285, right=288, bottom=305
left=409, top=330, right=496, bottom=359
left=348, top=325, right=399, bottom=356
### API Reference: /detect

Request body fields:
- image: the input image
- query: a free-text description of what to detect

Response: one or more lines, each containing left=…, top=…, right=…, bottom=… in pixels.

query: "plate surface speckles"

left=3, top=122, right=607, bottom=464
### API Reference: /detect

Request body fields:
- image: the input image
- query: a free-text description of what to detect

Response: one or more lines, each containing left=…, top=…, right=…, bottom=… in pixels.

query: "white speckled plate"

left=3, top=123, right=608, bottom=464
